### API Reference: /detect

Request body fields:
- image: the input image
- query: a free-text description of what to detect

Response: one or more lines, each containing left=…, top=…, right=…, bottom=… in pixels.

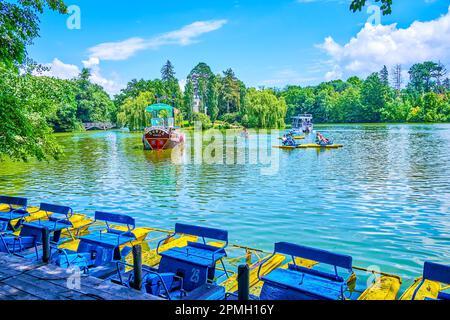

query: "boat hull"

left=143, top=128, right=184, bottom=151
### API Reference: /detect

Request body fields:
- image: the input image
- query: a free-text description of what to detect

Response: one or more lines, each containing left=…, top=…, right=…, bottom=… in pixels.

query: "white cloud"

left=35, top=20, right=227, bottom=96
left=260, top=68, right=319, bottom=87
left=88, top=37, right=148, bottom=62
left=88, top=64, right=124, bottom=96
left=37, top=58, right=80, bottom=79
left=318, top=6, right=450, bottom=80
left=88, top=19, right=227, bottom=62
left=35, top=57, right=123, bottom=95
left=82, top=57, right=100, bottom=68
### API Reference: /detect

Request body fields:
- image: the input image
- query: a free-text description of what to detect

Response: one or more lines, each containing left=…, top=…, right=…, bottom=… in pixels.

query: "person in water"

left=316, top=132, right=331, bottom=145
left=242, top=127, right=249, bottom=138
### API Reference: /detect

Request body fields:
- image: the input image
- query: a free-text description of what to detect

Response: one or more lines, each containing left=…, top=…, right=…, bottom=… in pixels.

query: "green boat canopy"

left=145, top=103, right=174, bottom=114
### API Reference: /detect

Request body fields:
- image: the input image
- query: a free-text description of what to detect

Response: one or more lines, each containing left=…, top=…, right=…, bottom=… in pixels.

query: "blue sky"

left=30, top=0, right=450, bottom=94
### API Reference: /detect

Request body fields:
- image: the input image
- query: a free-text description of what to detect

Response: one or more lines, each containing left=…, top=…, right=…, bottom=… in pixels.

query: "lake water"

left=1, top=124, right=449, bottom=286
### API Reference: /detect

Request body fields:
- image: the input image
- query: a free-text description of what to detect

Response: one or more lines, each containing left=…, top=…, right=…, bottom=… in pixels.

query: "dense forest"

left=2, top=0, right=450, bottom=162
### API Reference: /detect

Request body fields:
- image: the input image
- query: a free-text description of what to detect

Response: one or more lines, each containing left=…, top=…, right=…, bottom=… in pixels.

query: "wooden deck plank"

left=0, top=253, right=159, bottom=300
left=3, top=275, right=70, bottom=300
left=0, top=254, right=42, bottom=280
left=26, top=265, right=152, bottom=300
left=0, top=283, right=40, bottom=301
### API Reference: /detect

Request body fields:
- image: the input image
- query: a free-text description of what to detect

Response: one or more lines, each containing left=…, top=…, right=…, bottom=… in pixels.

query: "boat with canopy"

left=142, top=103, right=185, bottom=151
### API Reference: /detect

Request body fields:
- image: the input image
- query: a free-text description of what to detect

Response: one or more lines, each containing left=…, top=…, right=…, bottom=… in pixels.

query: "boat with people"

left=1, top=194, right=449, bottom=301
left=142, top=103, right=185, bottom=151
left=291, top=114, right=314, bottom=134
left=274, top=131, right=343, bottom=150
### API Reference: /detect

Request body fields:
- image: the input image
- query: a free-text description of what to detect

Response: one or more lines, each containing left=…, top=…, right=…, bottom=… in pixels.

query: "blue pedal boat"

left=0, top=203, right=74, bottom=256
left=0, top=196, right=28, bottom=231
left=411, top=262, right=450, bottom=301
left=257, top=242, right=354, bottom=300
left=117, top=223, right=230, bottom=300
left=51, top=211, right=138, bottom=278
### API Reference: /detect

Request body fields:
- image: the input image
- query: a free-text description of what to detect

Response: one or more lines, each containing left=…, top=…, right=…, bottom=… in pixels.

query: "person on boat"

left=316, top=132, right=332, bottom=146
left=282, top=133, right=297, bottom=147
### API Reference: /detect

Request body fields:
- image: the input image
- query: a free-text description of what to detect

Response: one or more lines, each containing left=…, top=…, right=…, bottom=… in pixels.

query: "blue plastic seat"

left=158, top=224, right=228, bottom=268
left=412, top=262, right=450, bottom=300
left=259, top=242, right=353, bottom=300
left=0, top=196, right=28, bottom=231
left=159, top=242, right=227, bottom=268
left=80, top=231, right=136, bottom=249
left=77, top=211, right=136, bottom=249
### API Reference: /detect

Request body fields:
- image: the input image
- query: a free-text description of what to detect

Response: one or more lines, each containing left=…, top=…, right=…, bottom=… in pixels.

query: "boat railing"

left=151, top=118, right=174, bottom=128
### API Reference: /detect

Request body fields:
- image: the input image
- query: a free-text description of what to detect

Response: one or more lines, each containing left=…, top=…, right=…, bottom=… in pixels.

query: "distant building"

left=193, top=94, right=201, bottom=113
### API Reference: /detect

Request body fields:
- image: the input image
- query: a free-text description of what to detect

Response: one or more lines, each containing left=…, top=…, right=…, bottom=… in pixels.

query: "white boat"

left=291, top=114, right=313, bottom=134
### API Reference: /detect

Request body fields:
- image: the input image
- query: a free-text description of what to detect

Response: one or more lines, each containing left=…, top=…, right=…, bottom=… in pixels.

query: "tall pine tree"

left=380, top=65, right=389, bottom=87
left=161, top=60, right=176, bottom=82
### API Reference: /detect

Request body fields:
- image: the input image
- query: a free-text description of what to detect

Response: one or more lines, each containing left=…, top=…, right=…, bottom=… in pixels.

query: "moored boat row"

left=0, top=195, right=449, bottom=301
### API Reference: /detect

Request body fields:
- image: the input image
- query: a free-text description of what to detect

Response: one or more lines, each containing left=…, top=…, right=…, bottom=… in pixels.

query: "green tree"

left=0, top=0, right=67, bottom=161
left=116, top=91, right=154, bottom=131
left=75, top=68, right=114, bottom=123
left=243, top=89, right=287, bottom=128
left=408, top=61, right=439, bottom=93
left=380, top=66, right=389, bottom=87
left=350, top=0, right=393, bottom=15
left=206, top=75, right=220, bottom=121
left=219, top=68, right=241, bottom=115
left=183, top=81, right=194, bottom=121
left=161, top=60, right=176, bottom=82
left=333, top=87, right=363, bottom=123
left=192, top=112, right=213, bottom=130
left=0, top=0, right=67, bottom=67
left=361, top=72, right=390, bottom=122
left=0, top=65, right=62, bottom=161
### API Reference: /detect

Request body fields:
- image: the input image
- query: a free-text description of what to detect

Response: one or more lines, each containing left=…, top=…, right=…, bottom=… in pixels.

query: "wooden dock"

left=0, top=253, right=159, bottom=300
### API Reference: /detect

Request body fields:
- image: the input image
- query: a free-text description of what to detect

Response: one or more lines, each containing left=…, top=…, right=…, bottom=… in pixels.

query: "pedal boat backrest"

left=258, top=242, right=353, bottom=300
left=157, top=223, right=228, bottom=263
left=0, top=196, right=28, bottom=211
left=0, top=196, right=29, bottom=231
left=39, top=203, right=73, bottom=224
left=93, top=211, right=136, bottom=234
left=412, top=262, right=450, bottom=300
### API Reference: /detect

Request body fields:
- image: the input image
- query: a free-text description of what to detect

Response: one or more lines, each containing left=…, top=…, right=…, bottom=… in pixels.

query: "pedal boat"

left=0, top=203, right=82, bottom=257
left=250, top=242, right=401, bottom=300
left=50, top=211, right=149, bottom=279
left=400, top=262, right=450, bottom=300
left=114, top=223, right=230, bottom=300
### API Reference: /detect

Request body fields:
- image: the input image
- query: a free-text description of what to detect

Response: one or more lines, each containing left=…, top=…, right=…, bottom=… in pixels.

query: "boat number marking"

left=190, top=268, right=200, bottom=283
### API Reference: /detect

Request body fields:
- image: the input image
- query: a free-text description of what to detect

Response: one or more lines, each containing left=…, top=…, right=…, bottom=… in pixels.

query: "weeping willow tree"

left=116, top=91, right=154, bottom=131
left=242, top=89, right=287, bottom=129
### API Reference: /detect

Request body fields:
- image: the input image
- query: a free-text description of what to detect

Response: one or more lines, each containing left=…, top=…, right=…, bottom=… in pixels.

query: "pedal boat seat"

left=259, top=242, right=354, bottom=300
left=0, top=196, right=28, bottom=230
left=20, top=203, right=74, bottom=243
left=151, top=223, right=229, bottom=296
left=410, top=262, right=450, bottom=300
left=77, top=211, right=137, bottom=249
